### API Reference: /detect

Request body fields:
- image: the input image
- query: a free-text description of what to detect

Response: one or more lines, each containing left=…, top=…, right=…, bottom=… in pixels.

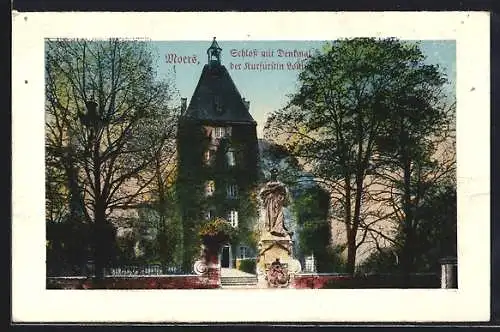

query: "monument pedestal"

left=256, top=232, right=301, bottom=288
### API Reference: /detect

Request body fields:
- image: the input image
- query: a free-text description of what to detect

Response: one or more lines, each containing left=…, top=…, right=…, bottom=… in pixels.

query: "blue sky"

left=152, top=40, right=456, bottom=138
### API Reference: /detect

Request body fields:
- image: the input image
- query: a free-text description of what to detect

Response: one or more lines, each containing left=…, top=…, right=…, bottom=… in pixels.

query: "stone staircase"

left=220, top=268, right=258, bottom=288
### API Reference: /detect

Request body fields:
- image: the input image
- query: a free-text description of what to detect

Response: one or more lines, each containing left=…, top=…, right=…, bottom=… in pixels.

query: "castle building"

left=176, top=38, right=259, bottom=271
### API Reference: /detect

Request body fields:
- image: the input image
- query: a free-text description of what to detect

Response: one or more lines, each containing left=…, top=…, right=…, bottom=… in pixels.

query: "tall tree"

left=264, top=38, right=453, bottom=273
left=359, top=180, right=456, bottom=274
left=45, top=39, right=179, bottom=279
left=369, top=72, right=455, bottom=274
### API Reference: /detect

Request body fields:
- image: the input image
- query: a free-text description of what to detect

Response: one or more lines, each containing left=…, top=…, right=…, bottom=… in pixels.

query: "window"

left=239, top=246, right=248, bottom=259
left=204, top=149, right=216, bottom=165
left=226, top=149, right=235, bottom=167
left=227, top=210, right=238, bottom=228
left=226, top=184, right=238, bottom=199
left=214, top=127, right=231, bottom=139
left=205, top=180, right=215, bottom=197
left=214, top=127, right=225, bottom=138
left=205, top=208, right=216, bottom=220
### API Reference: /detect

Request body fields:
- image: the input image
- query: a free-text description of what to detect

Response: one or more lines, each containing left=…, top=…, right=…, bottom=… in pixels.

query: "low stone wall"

left=292, top=273, right=440, bottom=289
left=47, top=275, right=220, bottom=289
left=292, top=273, right=351, bottom=289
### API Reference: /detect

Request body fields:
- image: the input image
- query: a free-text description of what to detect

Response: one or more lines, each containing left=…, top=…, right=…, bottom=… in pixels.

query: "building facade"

left=176, top=38, right=260, bottom=271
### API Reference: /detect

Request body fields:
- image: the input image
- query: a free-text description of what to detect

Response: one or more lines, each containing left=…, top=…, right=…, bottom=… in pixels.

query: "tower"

left=177, top=38, right=259, bottom=271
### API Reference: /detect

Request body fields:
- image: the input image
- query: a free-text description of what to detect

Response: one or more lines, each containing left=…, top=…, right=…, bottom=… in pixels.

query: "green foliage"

left=264, top=38, right=454, bottom=273
left=198, top=217, right=237, bottom=244
left=46, top=220, right=92, bottom=275
left=135, top=192, right=183, bottom=267
left=320, top=246, right=349, bottom=273
left=357, top=249, right=400, bottom=274
left=114, top=228, right=137, bottom=264
left=237, top=258, right=256, bottom=274
left=259, top=140, right=302, bottom=186
left=409, top=182, right=457, bottom=272
left=293, top=186, right=343, bottom=272
left=176, top=121, right=207, bottom=271
left=358, top=181, right=457, bottom=274
left=45, top=39, right=179, bottom=277
left=176, top=120, right=259, bottom=270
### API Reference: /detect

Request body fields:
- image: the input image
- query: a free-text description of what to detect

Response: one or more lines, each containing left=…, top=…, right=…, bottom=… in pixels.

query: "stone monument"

left=256, top=168, right=301, bottom=288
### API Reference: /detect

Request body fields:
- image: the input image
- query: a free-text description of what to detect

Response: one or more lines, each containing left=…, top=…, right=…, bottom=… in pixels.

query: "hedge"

left=237, top=258, right=256, bottom=274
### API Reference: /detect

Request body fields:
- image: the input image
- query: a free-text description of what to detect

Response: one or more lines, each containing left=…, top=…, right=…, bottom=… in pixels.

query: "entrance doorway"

left=221, top=245, right=230, bottom=268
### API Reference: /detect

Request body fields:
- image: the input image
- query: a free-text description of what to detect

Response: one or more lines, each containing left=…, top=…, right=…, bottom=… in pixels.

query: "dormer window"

left=214, top=127, right=225, bottom=138
left=213, top=126, right=232, bottom=139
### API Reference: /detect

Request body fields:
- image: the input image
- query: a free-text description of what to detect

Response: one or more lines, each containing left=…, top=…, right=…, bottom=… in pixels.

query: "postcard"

left=12, top=11, right=490, bottom=322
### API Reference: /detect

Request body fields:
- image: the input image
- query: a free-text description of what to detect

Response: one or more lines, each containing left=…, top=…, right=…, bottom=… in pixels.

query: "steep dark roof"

left=183, top=63, right=256, bottom=124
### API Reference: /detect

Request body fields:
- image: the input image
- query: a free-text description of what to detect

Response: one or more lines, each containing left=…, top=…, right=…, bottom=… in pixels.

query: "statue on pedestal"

left=259, top=168, right=293, bottom=238
left=256, top=168, right=301, bottom=288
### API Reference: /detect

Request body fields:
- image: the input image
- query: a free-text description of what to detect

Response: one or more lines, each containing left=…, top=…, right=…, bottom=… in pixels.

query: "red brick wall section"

left=47, top=276, right=220, bottom=289
left=292, top=273, right=440, bottom=288
left=292, top=275, right=351, bottom=289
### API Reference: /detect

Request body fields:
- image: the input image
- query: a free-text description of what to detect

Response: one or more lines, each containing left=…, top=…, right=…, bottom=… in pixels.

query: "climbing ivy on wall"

left=176, top=120, right=260, bottom=271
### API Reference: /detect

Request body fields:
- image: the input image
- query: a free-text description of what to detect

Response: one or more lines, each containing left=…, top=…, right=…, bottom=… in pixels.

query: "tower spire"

left=207, top=37, right=222, bottom=64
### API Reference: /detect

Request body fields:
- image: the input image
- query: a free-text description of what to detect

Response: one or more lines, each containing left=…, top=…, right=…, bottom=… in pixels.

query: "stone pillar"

left=193, top=243, right=221, bottom=287
left=206, top=244, right=221, bottom=286
left=304, top=254, right=317, bottom=273
left=228, top=245, right=233, bottom=268
left=440, top=257, right=458, bottom=288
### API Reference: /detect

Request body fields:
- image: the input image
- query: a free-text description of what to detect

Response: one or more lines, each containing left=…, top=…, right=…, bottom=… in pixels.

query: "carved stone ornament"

left=193, top=259, right=208, bottom=275
left=266, top=259, right=290, bottom=288
left=288, top=259, right=302, bottom=274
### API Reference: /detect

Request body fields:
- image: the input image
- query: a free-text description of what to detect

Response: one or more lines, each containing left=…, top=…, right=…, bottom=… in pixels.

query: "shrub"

left=357, top=249, right=399, bottom=274
left=317, top=245, right=348, bottom=273
left=198, top=217, right=237, bottom=246
left=237, top=258, right=256, bottom=274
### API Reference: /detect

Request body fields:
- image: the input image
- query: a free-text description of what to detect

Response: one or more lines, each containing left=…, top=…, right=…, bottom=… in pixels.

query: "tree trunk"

left=93, top=200, right=106, bottom=281
left=343, top=177, right=357, bottom=274
left=346, top=233, right=357, bottom=275
left=400, top=155, right=414, bottom=284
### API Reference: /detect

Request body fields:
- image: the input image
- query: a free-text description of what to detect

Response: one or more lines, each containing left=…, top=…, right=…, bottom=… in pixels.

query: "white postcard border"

left=11, top=11, right=490, bottom=322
